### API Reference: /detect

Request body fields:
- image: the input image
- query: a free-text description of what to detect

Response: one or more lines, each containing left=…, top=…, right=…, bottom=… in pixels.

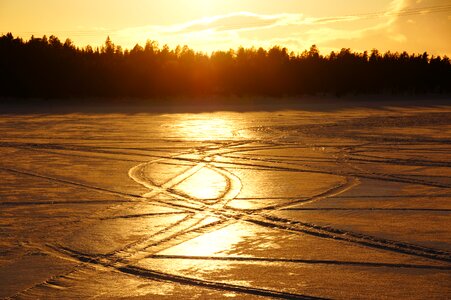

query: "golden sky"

left=1, top=0, right=450, bottom=55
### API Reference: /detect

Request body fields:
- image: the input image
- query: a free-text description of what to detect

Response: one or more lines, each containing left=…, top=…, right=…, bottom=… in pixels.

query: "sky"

left=1, top=0, right=450, bottom=55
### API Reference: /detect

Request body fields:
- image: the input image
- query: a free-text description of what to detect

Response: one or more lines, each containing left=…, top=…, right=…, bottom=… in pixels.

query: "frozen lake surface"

left=0, top=103, right=450, bottom=299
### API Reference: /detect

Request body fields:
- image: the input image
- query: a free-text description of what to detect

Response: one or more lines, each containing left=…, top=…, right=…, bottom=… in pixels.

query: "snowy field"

left=0, top=103, right=450, bottom=299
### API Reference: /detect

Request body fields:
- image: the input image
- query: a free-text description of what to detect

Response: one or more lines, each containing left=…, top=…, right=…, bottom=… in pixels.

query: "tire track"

left=217, top=153, right=451, bottom=188
left=35, top=245, right=325, bottom=300
left=115, top=143, right=245, bottom=261
left=148, top=254, right=451, bottom=270
left=248, top=215, right=451, bottom=263
left=15, top=142, right=324, bottom=299
left=0, top=166, right=143, bottom=199
left=13, top=140, right=449, bottom=267
left=15, top=140, right=450, bottom=298
left=278, top=207, right=451, bottom=212
left=126, top=142, right=451, bottom=265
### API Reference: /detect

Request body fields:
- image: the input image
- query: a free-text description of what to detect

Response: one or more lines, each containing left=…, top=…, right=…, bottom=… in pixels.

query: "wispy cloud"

left=115, top=10, right=383, bottom=38
left=115, top=12, right=297, bottom=37
left=177, top=12, right=282, bottom=33
left=108, top=0, right=413, bottom=53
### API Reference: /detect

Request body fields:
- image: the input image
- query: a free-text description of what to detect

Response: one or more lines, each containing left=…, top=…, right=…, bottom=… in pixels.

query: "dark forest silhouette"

left=0, top=33, right=450, bottom=99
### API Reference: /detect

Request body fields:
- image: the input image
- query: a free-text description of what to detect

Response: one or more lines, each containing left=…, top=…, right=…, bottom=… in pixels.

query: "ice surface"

left=0, top=104, right=450, bottom=299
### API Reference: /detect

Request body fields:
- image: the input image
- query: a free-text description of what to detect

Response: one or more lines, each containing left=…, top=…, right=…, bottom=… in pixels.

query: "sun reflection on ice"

left=168, top=115, right=238, bottom=140
left=160, top=223, right=248, bottom=257
left=174, top=166, right=227, bottom=200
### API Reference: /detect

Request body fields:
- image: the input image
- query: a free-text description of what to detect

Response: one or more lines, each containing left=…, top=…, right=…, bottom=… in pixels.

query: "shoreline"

left=0, top=94, right=449, bottom=114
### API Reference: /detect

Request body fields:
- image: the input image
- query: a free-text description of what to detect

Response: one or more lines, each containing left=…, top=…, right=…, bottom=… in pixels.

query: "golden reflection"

left=174, top=166, right=228, bottom=200
left=168, top=115, right=237, bottom=140
left=160, top=222, right=247, bottom=256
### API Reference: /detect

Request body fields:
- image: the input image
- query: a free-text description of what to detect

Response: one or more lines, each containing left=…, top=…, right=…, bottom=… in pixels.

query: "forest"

left=0, top=33, right=450, bottom=99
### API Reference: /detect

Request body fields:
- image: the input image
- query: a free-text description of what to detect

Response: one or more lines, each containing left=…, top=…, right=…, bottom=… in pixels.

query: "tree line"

left=0, top=33, right=449, bottom=99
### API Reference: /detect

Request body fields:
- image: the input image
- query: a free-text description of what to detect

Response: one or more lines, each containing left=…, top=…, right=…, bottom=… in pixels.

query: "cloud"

left=115, top=10, right=385, bottom=39
left=115, top=12, right=302, bottom=37
left=109, top=0, right=451, bottom=55
left=178, top=12, right=281, bottom=33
